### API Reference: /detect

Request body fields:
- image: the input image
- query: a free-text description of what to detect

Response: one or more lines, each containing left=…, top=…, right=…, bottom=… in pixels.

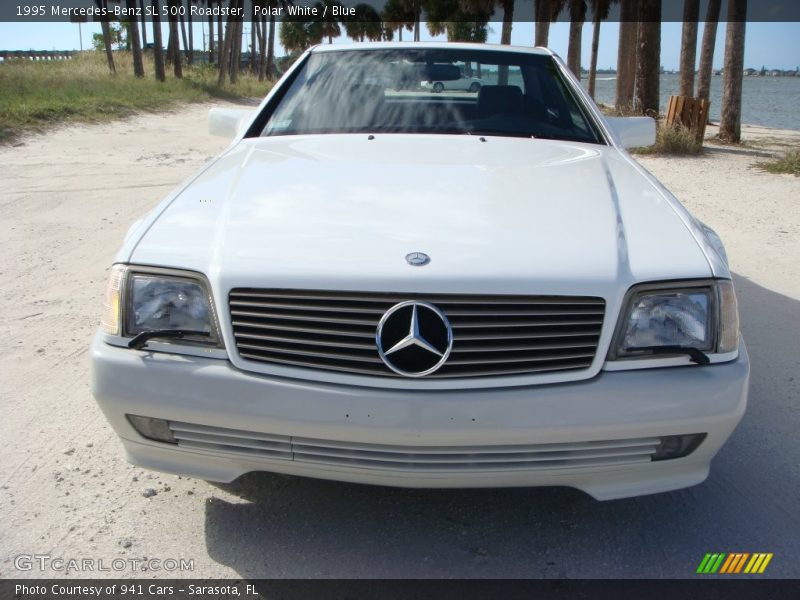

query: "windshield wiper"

left=128, top=330, right=211, bottom=350
left=626, top=345, right=711, bottom=365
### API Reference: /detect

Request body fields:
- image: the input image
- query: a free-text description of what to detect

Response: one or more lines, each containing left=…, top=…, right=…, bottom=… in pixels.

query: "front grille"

left=229, top=289, right=605, bottom=379
left=169, top=421, right=659, bottom=472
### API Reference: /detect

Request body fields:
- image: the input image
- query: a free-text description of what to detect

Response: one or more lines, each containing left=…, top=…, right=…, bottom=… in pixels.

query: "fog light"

left=127, top=415, right=177, bottom=444
left=653, top=433, right=706, bottom=461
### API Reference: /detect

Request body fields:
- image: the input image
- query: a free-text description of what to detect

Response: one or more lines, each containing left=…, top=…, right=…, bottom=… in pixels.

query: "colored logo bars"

left=696, top=553, right=773, bottom=574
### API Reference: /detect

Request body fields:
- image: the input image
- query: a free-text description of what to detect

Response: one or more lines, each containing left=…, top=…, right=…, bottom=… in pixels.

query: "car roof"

left=309, top=42, right=555, bottom=57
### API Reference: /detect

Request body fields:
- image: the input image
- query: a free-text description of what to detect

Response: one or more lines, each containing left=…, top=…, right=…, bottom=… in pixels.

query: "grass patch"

left=755, top=150, right=800, bottom=176
left=0, top=52, right=273, bottom=144
left=632, top=121, right=703, bottom=156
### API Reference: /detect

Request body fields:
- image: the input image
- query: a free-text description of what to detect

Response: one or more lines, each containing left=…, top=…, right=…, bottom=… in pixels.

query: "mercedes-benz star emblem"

left=376, top=301, right=453, bottom=377
left=405, top=252, right=430, bottom=266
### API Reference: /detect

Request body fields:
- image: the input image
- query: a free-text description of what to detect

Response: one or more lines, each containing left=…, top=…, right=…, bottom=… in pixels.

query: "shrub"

left=634, top=121, right=703, bottom=156
left=755, top=150, right=800, bottom=177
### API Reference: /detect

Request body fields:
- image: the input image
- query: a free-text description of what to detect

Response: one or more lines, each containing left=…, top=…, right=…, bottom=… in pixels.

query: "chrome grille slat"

left=235, top=331, right=376, bottom=351
left=230, top=289, right=605, bottom=379
left=230, top=309, right=377, bottom=326
left=445, top=352, right=597, bottom=366
left=452, top=341, right=599, bottom=353
left=232, top=319, right=375, bottom=338
left=237, top=343, right=384, bottom=364
left=450, top=319, right=603, bottom=329
left=230, top=289, right=604, bottom=305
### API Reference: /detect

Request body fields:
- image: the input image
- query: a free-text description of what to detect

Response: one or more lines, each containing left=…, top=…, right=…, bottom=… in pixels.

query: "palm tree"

left=382, top=0, right=415, bottom=41
left=634, top=0, right=661, bottom=116
left=151, top=0, right=166, bottom=81
left=425, top=0, right=490, bottom=44
left=94, top=0, right=116, bottom=74
left=266, top=3, right=279, bottom=78
left=187, top=0, right=195, bottom=65
left=615, top=0, right=636, bottom=111
left=696, top=0, right=721, bottom=103
left=498, top=0, right=514, bottom=45
left=315, top=0, right=345, bottom=44
left=126, top=0, right=145, bottom=77
left=280, top=15, right=322, bottom=55
left=169, top=0, right=183, bottom=78
left=139, top=0, right=147, bottom=48
left=207, top=0, right=215, bottom=63
left=587, top=0, right=615, bottom=99
left=534, top=0, right=551, bottom=46
left=678, top=0, right=700, bottom=97
left=345, top=4, right=384, bottom=41
left=566, top=0, right=587, bottom=79
left=719, top=0, right=747, bottom=142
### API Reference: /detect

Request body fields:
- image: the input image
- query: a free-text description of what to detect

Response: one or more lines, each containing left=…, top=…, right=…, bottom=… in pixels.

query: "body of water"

left=588, top=73, right=800, bottom=131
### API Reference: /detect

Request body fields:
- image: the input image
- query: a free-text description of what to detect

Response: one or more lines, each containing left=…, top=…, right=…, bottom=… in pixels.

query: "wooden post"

left=666, top=95, right=710, bottom=143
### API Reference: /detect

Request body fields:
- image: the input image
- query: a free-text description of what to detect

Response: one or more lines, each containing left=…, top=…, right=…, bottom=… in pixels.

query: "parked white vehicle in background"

left=92, top=43, right=748, bottom=501
left=422, top=74, right=483, bottom=93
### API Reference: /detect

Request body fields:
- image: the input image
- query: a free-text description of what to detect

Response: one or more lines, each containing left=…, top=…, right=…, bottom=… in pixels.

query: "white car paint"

left=92, top=42, right=748, bottom=499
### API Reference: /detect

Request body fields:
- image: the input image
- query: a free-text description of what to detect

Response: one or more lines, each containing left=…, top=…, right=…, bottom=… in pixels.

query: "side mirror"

left=209, top=108, right=255, bottom=139
left=606, top=116, right=656, bottom=149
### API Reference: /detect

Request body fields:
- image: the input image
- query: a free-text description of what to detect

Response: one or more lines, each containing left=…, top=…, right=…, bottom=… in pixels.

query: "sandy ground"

left=1, top=105, right=799, bottom=580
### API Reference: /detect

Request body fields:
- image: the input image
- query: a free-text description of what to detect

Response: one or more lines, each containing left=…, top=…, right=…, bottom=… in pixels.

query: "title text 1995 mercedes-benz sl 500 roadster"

left=91, top=43, right=748, bottom=500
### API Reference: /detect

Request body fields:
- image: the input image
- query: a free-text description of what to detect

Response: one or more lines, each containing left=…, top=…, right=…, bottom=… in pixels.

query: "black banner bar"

left=3, top=0, right=800, bottom=23
left=2, top=579, right=800, bottom=600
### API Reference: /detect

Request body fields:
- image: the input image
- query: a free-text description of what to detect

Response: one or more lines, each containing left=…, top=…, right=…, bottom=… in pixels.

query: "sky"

left=0, top=20, right=798, bottom=71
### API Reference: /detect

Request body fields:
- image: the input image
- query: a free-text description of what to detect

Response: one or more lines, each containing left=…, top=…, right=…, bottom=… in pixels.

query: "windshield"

left=258, top=48, right=604, bottom=144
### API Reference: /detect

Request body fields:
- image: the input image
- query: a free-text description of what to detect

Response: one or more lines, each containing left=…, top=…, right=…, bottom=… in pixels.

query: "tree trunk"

left=250, top=14, right=257, bottom=73
left=179, top=11, right=189, bottom=61
left=139, top=0, right=147, bottom=48
left=719, top=0, right=747, bottom=142
left=169, top=1, right=183, bottom=78
left=126, top=0, right=145, bottom=77
left=534, top=0, right=551, bottom=47
left=696, top=0, right=721, bottom=103
left=566, top=0, right=585, bottom=80
left=267, top=12, right=276, bottom=78
left=634, top=0, right=661, bottom=117
left=500, top=0, right=514, bottom=45
left=258, top=14, right=267, bottom=81
left=217, top=10, right=223, bottom=66
left=217, top=5, right=236, bottom=86
left=166, top=21, right=174, bottom=65
left=151, top=0, right=166, bottom=81
left=187, top=0, right=194, bottom=65
left=231, top=17, right=242, bottom=84
left=208, top=0, right=215, bottom=63
left=615, top=0, right=637, bottom=111
left=97, top=0, right=117, bottom=74
left=415, top=0, right=421, bottom=42
left=678, top=0, right=700, bottom=97
left=587, top=14, right=601, bottom=98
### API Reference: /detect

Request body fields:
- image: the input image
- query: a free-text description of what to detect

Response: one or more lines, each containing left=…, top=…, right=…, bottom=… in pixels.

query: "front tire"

left=433, top=82, right=444, bottom=93
left=468, top=82, right=481, bottom=93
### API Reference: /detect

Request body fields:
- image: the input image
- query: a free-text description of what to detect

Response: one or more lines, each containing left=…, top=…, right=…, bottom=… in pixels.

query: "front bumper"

left=90, top=333, right=749, bottom=500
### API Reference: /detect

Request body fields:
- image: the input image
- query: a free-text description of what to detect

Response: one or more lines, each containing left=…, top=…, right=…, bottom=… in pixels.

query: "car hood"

left=128, top=134, right=712, bottom=298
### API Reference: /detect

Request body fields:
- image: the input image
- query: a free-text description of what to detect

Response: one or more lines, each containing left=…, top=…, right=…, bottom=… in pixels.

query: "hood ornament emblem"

left=405, top=252, right=430, bottom=267
left=376, top=301, right=453, bottom=377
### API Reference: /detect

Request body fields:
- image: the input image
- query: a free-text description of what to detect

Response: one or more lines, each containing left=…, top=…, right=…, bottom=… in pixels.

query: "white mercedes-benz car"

left=91, top=43, right=749, bottom=500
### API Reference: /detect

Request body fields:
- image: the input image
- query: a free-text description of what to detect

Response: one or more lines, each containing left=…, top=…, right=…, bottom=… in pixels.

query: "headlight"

left=611, top=280, right=739, bottom=360
left=100, top=265, right=221, bottom=347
